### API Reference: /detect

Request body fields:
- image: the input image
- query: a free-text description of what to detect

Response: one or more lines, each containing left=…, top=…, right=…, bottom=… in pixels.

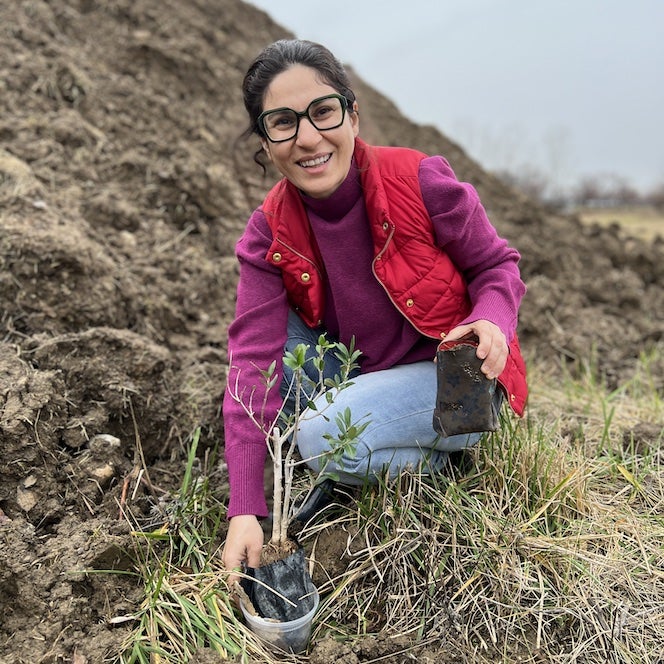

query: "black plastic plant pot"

left=239, top=548, right=319, bottom=653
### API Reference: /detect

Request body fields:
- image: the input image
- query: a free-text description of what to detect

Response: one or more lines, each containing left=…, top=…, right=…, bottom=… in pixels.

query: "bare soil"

left=1, top=1, right=663, bottom=662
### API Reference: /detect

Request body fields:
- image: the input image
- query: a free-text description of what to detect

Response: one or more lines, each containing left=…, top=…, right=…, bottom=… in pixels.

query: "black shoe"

left=292, top=478, right=339, bottom=524
left=447, top=450, right=475, bottom=475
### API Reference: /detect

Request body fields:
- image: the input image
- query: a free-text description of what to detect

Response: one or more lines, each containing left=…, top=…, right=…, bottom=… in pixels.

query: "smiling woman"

left=222, top=38, right=528, bottom=585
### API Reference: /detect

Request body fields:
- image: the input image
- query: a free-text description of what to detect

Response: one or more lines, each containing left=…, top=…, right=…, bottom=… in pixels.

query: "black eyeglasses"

left=258, top=94, right=350, bottom=143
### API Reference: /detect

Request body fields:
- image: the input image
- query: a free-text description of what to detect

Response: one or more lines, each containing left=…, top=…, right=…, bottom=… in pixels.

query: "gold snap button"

left=382, top=222, right=389, bottom=231
left=301, top=272, right=311, bottom=282
left=272, top=252, right=282, bottom=262
left=406, top=298, right=414, bottom=307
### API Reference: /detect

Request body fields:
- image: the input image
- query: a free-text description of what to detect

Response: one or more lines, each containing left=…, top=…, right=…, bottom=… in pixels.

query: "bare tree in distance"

left=645, top=180, right=664, bottom=212
left=573, top=173, right=641, bottom=207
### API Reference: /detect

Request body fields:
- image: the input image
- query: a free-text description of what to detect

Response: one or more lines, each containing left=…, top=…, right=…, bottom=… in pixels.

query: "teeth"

left=299, top=154, right=330, bottom=168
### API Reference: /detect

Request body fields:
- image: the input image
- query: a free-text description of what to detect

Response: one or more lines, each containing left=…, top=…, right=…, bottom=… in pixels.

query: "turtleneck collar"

left=299, top=159, right=362, bottom=221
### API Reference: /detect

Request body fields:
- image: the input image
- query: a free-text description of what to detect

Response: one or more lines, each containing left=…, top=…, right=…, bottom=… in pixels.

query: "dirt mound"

left=1, top=1, right=662, bottom=662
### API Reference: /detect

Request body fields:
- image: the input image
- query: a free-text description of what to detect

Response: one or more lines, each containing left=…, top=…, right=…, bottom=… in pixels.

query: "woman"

left=222, top=39, right=527, bottom=575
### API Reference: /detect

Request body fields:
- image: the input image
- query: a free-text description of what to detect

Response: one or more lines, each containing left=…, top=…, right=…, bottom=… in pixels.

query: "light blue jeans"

left=280, top=312, right=493, bottom=485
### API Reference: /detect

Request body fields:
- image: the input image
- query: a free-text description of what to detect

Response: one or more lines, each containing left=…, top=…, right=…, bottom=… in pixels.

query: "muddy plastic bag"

left=239, top=548, right=316, bottom=623
left=433, top=337, right=500, bottom=437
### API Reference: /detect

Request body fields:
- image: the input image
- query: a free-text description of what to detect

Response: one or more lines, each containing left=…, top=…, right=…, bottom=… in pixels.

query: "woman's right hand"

left=222, top=514, right=264, bottom=589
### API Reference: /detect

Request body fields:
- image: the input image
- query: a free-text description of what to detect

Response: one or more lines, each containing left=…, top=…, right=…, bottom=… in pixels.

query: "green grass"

left=112, top=350, right=664, bottom=663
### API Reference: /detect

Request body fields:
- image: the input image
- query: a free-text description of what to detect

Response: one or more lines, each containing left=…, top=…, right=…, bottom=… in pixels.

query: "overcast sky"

left=248, top=0, right=664, bottom=194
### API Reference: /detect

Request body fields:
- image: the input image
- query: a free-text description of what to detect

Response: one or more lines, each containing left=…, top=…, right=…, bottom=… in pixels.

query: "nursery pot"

left=240, top=578, right=319, bottom=654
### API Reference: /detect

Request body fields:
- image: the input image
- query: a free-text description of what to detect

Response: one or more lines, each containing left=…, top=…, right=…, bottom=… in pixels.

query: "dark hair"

left=241, top=39, right=356, bottom=168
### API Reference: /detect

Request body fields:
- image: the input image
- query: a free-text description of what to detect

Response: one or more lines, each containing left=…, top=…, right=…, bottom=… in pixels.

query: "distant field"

left=576, top=205, right=664, bottom=241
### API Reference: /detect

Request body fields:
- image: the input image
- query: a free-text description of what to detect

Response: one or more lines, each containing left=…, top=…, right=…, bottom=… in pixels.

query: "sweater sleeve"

left=418, top=156, right=526, bottom=343
left=223, top=208, right=289, bottom=518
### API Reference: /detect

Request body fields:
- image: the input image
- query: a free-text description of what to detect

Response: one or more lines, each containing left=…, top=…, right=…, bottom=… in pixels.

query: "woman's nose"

left=295, top=116, right=321, bottom=146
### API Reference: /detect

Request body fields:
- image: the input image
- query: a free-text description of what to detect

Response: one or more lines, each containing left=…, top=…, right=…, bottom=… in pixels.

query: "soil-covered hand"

left=223, top=514, right=264, bottom=589
left=444, top=320, right=508, bottom=380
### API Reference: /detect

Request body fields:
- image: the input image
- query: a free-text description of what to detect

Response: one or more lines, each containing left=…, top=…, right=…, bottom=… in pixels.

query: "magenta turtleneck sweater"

left=224, top=155, right=525, bottom=518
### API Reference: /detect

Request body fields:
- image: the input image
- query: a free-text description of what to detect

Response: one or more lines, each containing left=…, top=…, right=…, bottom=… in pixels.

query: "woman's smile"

left=297, top=153, right=332, bottom=169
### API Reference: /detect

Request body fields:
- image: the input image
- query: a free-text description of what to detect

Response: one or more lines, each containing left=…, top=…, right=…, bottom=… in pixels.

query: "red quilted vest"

left=262, top=138, right=527, bottom=415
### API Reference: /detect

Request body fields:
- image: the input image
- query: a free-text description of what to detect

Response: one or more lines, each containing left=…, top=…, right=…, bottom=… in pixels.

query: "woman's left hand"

left=444, top=320, right=508, bottom=380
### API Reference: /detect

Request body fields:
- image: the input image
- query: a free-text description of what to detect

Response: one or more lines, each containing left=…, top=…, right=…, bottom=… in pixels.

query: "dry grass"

left=116, top=351, right=663, bottom=663
left=301, top=354, right=664, bottom=663
left=576, top=205, right=664, bottom=242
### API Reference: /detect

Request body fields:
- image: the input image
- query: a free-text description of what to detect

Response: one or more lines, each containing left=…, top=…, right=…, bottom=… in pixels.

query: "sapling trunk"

left=269, top=425, right=301, bottom=546
left=271, top=366, right=304, bottom=547
left=270, top=427, right=283, bottom=545
left=280, top=437, right=299, bottom=544
left=269, top=425, right=299, bottom=547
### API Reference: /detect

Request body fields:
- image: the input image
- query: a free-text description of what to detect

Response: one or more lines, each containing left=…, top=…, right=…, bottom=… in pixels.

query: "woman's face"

left=260, top=64, right=359, bottom=199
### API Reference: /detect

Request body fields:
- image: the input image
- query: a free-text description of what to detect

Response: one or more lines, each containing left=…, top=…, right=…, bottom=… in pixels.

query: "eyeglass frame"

left=257, top=93, right=351, bottom=143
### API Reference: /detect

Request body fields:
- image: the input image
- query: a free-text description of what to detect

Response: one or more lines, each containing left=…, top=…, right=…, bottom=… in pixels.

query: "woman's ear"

left=260, top=138, right=272, bottom=162
left=351, top=101, right=360, bottom=136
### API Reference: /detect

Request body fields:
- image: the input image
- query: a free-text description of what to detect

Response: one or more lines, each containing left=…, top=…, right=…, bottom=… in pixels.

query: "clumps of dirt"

left=309, top=633, right=466, bottom=664
left=0, top=1, right=662, bottom=662
left=0, top=514, right=137, bottom=662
